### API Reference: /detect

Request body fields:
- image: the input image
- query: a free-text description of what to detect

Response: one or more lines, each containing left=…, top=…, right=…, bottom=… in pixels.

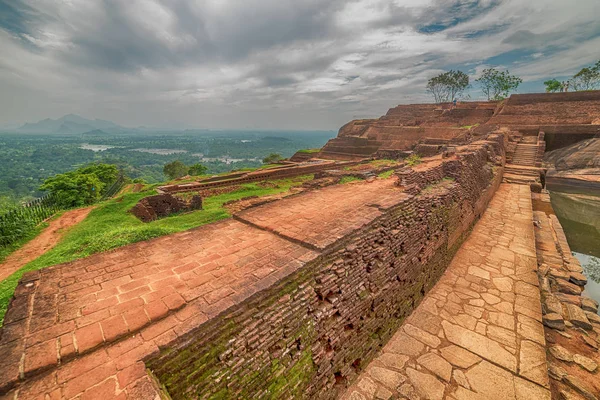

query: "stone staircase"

left=503, top=136, right=543, bottom=185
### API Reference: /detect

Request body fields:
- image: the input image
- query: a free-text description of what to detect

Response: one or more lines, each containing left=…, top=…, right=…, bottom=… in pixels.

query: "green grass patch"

left=460, top=123, right=480, bottom=129
left=0, top=174, right=313, bottom=324
left=340, top=176, right=363, bottom=184
left=378, top=170, right=395, bottom=179
left=368, top=159, right=398, bottom=167
left=0, top=222, right=49, bottom=264
left=405, top=154, right=422, bottom=167
left=297, top=148, right=320, bottom=154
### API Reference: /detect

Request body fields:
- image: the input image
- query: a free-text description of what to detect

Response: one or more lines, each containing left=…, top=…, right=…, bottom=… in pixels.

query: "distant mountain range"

left=18, top=114, right=125, bottom=134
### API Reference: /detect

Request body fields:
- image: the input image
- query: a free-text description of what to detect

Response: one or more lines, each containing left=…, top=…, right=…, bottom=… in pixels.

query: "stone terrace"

left=342, top=184, right=551, bottom=400
left=0, top=178, right=412, bottom=399
left=236, top=178, right=409, bottom=250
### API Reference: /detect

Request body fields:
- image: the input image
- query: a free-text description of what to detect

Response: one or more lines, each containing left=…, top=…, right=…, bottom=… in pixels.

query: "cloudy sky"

left=1, top=0, right=599, bottom=130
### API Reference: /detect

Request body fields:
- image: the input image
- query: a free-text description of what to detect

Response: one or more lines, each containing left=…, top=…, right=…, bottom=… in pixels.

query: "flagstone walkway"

left=341, top=184, right=551, bottom=400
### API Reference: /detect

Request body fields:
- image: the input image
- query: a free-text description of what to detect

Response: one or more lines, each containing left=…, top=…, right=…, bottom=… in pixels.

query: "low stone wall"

left=146, top=137, right=505, bottom=399
left=130, top=193, right=202, bottom=222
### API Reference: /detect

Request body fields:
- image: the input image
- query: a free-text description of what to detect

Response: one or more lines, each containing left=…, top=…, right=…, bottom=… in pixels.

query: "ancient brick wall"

left=146, top=138, right=505, bottom=399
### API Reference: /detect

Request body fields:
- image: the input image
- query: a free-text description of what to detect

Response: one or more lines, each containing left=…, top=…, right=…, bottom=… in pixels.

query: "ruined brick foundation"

left=146, top=136, right=506, bottom=399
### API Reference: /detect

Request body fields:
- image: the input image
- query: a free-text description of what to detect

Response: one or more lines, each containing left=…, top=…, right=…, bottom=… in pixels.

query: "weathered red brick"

left=81, top=296, right=119, bottom=315
left=140, top=315, right=178, bottom=341
left=162, top=293, right=185, bottom=311
left=118, top=278, right=151, bottom=293
left=57, top=349, right=110, bottom=383
left=203, top=286, right=235, bottom=305
left=62, top=362, right=116, bottom=399
left=80, top=377, right=118, bottom=400
left=75, top=308, right=110, bottom=328
left=143, top=300, right=169, bottom=321
left=117, top=285, right=152, bottom=302
left=116, top=361, right=146, bottom=388
left=23, top=339, right=57, bottom=375
left=123, top=307, right=150, bottom=332
left=100, top=315, right=129, bottom=342
left=74, top=323, right=104, bottom=353
left=110, top=298, right=145, bottom=316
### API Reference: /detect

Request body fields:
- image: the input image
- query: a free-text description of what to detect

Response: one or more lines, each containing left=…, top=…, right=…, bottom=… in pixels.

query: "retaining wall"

left=146, top=136, right=506, bottom=399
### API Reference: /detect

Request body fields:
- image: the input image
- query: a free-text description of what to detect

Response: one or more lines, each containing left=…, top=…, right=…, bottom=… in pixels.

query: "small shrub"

left=405, top=154, right=422, bottom=167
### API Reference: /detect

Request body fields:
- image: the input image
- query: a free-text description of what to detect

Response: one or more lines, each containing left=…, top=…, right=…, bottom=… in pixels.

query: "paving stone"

left=386, top=333, right=425, bottom=357
left=368, top=366, right=405, bottom=390
left=465, top=361, right=516, bottom=400
left=489, top=312, right=514, bottom=330
left=573, top=354, right=598, bottom=372
left=398, top=383, right=420, bottom=400
left=514, top=375, right=551, bottom=400
left=378, top=353, right=409, bottom=371
left=348, top=391, right=367, bottom=400
left=518, top=340, right=549, bottom=388
left=416, top=353, right=452, bottom=382
left=374, top=386, right=393, bottom=400
left=453, top=370, right=470, bottom=389
left=357, top=377, right=377, bottom=397
left=403, top=324, right=441, bottom=348
left=442, top=320, right=517, bottom=372
left=492, top=277, right=513, bottom=292
left=406, top=367, right=445, bottom=400
left=439, top=345, right=481, bottom=369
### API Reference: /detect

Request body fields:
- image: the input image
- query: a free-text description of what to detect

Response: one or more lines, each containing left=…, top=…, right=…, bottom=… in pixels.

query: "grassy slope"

left=0, top=222, right=49, bottom=264
left=0, top=175, right=313, bottom=322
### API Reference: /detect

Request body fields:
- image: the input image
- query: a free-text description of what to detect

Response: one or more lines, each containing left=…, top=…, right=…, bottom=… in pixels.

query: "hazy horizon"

left=1, top=0, right=599, bottom=130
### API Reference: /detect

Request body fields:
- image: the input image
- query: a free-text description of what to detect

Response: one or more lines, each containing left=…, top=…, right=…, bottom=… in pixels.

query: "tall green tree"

left=40, top=173, right=105, bottom=207
left=475, top=68, right=523, bottom=100
left=544, top=79, right=562, bottom=93
left=571, top=61, right=600, bottom=91
left=39, top=163, right=119, bottom=208
left=426, top=70, right=470, bottom=103
left=188, top=163, right=207, bottom=176
left=163, top=160, right=189, bottom=179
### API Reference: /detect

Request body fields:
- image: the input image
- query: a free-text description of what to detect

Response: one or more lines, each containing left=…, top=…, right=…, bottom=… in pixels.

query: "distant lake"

left=192, top=154, right=259, bottom=164
left=80, top=144, right=119, bottom=152
left=131, top=148, right=188, bottom=155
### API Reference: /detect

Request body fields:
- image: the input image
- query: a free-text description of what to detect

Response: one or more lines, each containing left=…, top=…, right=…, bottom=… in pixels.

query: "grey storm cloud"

left=0, top=0, right=599, bottom=130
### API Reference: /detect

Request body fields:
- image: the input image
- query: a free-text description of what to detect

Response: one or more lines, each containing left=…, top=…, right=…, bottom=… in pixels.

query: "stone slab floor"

left=342, top=184, right=551, bottom=400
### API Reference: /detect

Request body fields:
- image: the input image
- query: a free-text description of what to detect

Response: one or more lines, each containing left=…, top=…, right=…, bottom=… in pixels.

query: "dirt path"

left=0, top=207, right=93, bottom=281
